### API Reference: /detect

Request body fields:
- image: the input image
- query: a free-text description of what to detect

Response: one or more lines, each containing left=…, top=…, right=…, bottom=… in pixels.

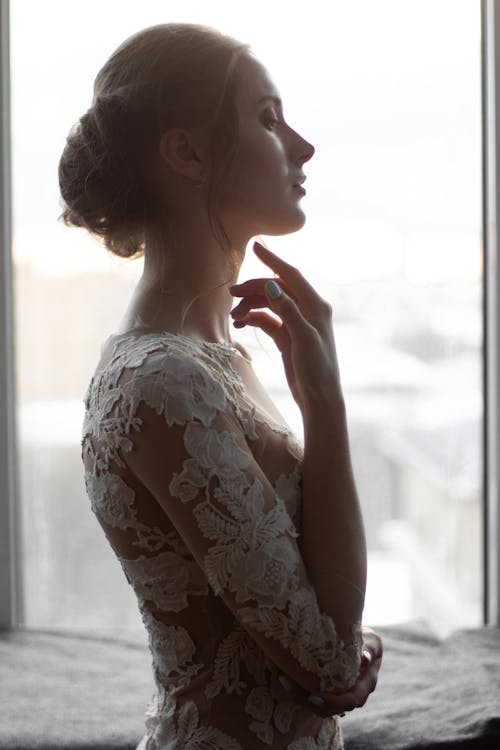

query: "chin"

left=263, top=208, right=307, bottom=236
left=223, top=197, right=308, bottom=240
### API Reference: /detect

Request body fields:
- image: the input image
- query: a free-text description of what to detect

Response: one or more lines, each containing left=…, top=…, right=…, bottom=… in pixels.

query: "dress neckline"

left=109, top=327, right=251, bottom=361
left=107, top=327, right=297, bottom=440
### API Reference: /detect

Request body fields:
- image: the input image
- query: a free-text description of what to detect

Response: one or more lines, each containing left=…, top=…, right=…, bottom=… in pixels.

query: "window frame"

left=0, top=0, right=23, bottom=628
left=0, top=0, right=497, bottom=629
left=482, top=0, right=500, bottom=628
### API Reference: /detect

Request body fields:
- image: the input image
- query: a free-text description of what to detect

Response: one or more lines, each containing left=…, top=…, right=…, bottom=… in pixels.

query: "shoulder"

left=105, top=332, right=229, bottom=427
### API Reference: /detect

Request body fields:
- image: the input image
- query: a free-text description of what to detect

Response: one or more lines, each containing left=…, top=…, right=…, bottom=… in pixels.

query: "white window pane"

left=11, top=0, right=482, bottom=636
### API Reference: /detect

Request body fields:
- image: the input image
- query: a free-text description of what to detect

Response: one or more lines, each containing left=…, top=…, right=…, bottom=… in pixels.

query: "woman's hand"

left=277, top=627, right=383, bottom=719
left=229, top=241, right=343, bottom=413
left=229, top=241, right=382, bottom=716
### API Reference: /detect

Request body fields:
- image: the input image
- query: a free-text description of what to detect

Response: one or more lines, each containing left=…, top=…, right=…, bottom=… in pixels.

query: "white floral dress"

left=81, top=329, right=364, bottom=749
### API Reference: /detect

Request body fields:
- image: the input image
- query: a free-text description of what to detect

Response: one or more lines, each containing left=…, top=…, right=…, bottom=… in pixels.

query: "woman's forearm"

left=299, top=395, right=367, bottom=642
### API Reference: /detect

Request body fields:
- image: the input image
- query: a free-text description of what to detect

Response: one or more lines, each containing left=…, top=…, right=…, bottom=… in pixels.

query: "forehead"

left=233, top=53, right=281, bottom=110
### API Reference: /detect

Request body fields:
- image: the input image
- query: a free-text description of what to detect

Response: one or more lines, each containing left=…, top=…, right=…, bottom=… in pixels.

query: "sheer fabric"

left=82, top=329, right=364, bottom=749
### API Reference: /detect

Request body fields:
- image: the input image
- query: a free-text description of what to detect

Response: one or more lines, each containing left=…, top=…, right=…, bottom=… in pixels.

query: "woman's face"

left=217, top=53, right=315, bottom=240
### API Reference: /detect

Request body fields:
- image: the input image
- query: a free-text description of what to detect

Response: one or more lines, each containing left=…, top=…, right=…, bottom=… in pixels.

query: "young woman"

left=58, top=22, right=383, bottom=749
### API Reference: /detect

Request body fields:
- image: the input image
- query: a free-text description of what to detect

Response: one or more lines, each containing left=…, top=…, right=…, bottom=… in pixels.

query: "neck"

left=119, top=217, right=248, bottom=344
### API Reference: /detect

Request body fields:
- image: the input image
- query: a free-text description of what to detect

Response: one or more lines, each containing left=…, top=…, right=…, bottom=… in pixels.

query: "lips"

left=293, top=176, right=306, bottom=187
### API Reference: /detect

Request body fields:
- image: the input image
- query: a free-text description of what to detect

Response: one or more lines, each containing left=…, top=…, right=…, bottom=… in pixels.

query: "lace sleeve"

left=116, top=348, right=364, bottom=695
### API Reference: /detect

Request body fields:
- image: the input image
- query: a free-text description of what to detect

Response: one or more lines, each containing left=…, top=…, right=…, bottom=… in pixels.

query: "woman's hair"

left=57, top=22, right=250, bottom=266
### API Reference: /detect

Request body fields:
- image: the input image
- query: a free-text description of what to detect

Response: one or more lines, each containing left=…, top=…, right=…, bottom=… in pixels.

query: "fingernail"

left=253, top=240, right=267, bottom=252
left=308, top=695, right=325, bottom=706
left=266, top=280, right=282, bottom=300
left=278, top=675, right=292, bottom=691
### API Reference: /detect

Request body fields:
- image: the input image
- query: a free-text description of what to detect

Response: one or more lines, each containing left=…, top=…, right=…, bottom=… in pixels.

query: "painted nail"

left=308, top=695, right=325, bottom=706
left=266, top=280, right=282, bottom=299
left=278, top=675, right=292, bottom=691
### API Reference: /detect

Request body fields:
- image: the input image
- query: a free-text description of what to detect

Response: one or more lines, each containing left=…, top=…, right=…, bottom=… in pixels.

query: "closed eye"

left=262, top=105, right=284, bottom=131
left=265, top=116, right=280, bottom=130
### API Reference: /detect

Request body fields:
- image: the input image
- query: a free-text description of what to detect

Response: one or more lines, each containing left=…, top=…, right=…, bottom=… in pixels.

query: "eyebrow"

left=256, top=94, right=282, bottom=108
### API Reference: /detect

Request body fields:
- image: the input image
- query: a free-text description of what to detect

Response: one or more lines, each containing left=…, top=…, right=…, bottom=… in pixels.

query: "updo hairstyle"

left=57, top=23, right=250, bottom=261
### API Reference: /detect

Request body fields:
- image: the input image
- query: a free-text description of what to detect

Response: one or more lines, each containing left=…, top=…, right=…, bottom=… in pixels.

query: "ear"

left=158, top=128, right=206, bottom=185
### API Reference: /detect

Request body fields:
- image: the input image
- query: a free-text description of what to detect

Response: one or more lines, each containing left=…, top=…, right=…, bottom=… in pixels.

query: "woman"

left=58, top=22, right=383, bottom=749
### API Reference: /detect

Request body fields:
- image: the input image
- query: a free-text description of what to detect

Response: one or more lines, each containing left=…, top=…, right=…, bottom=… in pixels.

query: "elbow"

left=285, top=624, right=364, bottom=696
left=317, top=638, right=364, bottom=693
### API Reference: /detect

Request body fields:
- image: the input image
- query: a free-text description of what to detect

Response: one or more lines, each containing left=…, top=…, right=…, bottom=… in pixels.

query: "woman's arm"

left=113, top=343, right=365, bottom=699
left=279, top=625, right=383, bottom=717
left=300, top=396, right=367, bottom=646
left=230, top=240, right=372, bottom=692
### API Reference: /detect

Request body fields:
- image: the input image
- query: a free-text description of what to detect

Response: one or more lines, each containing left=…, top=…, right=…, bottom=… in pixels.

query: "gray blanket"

left=0, top=618, right=499, bottom=750
left=341, top=620, right=500, bottom=750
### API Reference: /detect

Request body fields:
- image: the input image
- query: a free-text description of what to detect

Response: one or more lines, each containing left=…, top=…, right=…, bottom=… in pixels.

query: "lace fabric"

left=82, top=330, right=364, bottom=749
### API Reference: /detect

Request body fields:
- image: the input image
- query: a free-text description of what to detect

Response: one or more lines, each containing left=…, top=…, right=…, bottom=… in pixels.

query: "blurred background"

left=10, top=0, right=483, bottom=637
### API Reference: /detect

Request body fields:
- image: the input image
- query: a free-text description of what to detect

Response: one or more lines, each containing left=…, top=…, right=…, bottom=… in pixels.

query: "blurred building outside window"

left=10, top=0, right=482, bottom=637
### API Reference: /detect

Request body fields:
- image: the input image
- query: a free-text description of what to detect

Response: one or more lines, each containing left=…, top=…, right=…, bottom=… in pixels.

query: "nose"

left=295, top=134, right=315, bottom=165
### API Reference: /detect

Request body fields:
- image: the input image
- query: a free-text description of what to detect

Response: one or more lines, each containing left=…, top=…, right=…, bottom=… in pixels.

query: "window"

left=3, top=0, right=485, bottom=635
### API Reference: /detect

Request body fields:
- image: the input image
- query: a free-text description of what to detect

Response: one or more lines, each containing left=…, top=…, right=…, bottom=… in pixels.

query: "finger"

left=313, top=691, right=359, bottom=715
left=231, top=294, right=269, bottom=318
left=277, top=673, right=353, bottom=719
left=307, top=699, right=352, bottom=719
left=278, top=675, right=361, bottom=719
left=310, top=650, right=383, bottom=714
left=362, top=631, right=384, bottom=662
left=263, top=279, right=314, bottom=343
left=304, top=689, right=357, bottom=718
left=252, top=242, right=313, bottom=295
left=340, top=659, right=381, bottom=708
left=362, top=626, right=383, bottom=650
left=232, top=311, right=288, bottom=350
left=252, top=241, right=329, bottom=322
left=229, top=276, right=275, bottom=294
left=359, top=648, right=373, bottom=672
left=229, top=277, right=299, bottom=305
left=316, top=683, right=369, bottom=714
left=347, top=676, right=376, bottom=707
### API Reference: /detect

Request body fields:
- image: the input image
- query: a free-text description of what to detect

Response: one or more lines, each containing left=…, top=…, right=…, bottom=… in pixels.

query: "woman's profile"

left=57, top=22, right=383, bottom=749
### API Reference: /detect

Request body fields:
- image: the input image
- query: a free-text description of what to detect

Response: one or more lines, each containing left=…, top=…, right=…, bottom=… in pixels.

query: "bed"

left=0, top=618, right=498, bottom=750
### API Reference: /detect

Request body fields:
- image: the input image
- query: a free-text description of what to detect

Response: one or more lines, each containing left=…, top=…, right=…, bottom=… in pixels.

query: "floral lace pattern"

left=82, top=331, right=363, bottom=749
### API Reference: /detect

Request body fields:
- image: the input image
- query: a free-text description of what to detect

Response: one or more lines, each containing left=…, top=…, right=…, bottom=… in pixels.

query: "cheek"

left=220, top=166, right=286, bottom=219
left=216, top=131, right=304, bottom=233
left=224, top=133, right=288, bottom=196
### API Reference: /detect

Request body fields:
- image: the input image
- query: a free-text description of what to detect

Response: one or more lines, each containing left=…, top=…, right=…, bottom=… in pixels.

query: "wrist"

left=302, top=392, right=347, bottom=427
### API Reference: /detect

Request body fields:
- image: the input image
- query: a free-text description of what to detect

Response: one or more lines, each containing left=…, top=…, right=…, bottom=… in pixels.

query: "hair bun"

left=58, top=90, right=151, bottom=258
